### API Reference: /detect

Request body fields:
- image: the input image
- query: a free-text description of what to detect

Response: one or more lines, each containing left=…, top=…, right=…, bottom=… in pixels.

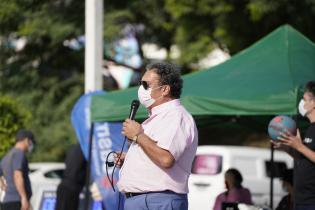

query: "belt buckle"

left=126, top=192, right=142, bottom=198
left=125, top=192, right=132, bottom=198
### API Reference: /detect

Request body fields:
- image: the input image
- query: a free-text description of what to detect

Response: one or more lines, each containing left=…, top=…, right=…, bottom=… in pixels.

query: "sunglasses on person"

left=139, top=80, right=164, bottom=90
left=139, top=81, right=150, bottom=90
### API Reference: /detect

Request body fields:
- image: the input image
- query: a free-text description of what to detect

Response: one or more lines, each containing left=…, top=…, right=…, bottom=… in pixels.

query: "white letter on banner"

left=98, top=137, right=112, bottom=149
left=95, top=122, right=110, bottom=137
left=95, top=123, right=114, bottom=174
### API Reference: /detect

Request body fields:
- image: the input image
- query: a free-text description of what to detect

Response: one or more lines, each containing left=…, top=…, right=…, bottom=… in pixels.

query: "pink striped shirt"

left=117, top=99, right=198, bottom=193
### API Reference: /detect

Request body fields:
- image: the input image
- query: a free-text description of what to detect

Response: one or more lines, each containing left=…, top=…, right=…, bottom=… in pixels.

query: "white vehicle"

left=0, top=162, right=64, bottom=207
left=188, top=146, right=293, bottom=210
left=29, top=163, right=101, bottom=210
left=29, top=162, right=65, bottom=208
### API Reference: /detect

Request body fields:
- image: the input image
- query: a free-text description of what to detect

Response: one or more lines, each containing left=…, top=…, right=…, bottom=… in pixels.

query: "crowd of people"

left=0, top=63, right=315, bottom=210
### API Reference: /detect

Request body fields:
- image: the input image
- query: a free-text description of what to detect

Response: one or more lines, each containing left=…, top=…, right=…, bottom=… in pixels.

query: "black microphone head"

left=131, top=100, right=140, bottom=109
left=129, top=100, right=140, bottom=120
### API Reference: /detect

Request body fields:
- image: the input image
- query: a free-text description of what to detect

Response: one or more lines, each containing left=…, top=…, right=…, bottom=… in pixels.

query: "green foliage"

left=27, top=75, right=83, bottom=161
left=0, top=0, right=85, bottom=161
left=104, top=10, right=134, bottom=41
left=0, top=95, right=31, bottom=157
left=41, top=0, right=315, bottom=69
left=165, top=0, right=315, bottom=66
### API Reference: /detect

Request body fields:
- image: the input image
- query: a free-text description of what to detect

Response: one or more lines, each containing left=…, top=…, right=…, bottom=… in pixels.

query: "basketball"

left=268, top=115, right=297, bottom=141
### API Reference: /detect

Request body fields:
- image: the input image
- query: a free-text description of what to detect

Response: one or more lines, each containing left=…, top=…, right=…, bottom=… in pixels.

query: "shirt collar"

left=149, top=99, right=181, bottom=116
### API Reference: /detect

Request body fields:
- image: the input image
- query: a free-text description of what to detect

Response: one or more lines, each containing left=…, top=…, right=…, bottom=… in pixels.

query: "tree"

left=0, top=0, right=85, bottom=161
left=165, top=0, right=315, bottom=67
left=0, top=95, right=31, bottom=157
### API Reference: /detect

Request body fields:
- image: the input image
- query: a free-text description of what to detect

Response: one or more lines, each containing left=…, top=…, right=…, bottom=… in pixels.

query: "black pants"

left=55, top=183, right=81, bottom=210
left=0, top=201, right=21, bottom=210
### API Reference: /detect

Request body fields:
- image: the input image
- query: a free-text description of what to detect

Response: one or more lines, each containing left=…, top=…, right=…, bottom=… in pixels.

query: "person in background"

left=213, top=168, right=252, bottom=210
left=276, top=168, right=294, bottom=210
left=0, top=129, right=35, bottom=210
left=55, top=143, right=87, bottom=210
left=274, top=81, right=315, bottom=210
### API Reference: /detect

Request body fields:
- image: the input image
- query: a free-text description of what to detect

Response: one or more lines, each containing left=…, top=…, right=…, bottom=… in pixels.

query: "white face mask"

left=299, top=99, right=312, bottom=117
left=299, top=99, right=307, bottom=116
left=138, top=85, right=163, bottom=108
left=28, top=143, right=34, bottom=153
left=138, top=85, right=156, bottom=108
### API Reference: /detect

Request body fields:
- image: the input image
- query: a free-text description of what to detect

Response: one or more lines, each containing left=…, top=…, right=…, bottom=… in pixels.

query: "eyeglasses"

left=139, top=80, right=149, bottom=90
left=139, top=80, right=163, bottom=90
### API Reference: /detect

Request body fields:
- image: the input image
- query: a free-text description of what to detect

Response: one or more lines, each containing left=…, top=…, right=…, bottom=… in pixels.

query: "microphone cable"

left=105, top=136, right=128, bottom=210
left=105, top=136, right=128, bottom=192
left=105, top=151, right=116, bottom=192
left=105, top=99, right=140, bottom=210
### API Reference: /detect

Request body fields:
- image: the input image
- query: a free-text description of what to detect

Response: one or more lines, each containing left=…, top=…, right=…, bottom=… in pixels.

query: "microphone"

left=127, top=100, right=140, bottom=142
left=105, top=100, right=140, bottom=168
left=129, top=100, right=140, bottom=120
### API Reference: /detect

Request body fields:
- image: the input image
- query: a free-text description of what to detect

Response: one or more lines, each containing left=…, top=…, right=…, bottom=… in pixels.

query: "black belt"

left=125, top=190, right=177, bottom=198
left=125, top=192, right=146, bottom=198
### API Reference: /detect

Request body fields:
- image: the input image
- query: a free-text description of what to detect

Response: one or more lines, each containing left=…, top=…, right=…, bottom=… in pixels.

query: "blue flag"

left=71, top=91, right=127, bottom=210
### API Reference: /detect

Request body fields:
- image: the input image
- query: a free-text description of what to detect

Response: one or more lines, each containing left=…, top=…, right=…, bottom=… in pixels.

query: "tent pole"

left=270, top=143, right=274, bottom=209
left=84, top=122, right=94, bottom=210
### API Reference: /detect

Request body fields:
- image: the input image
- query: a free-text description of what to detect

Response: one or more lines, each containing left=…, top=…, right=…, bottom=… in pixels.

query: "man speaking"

left=117, top=62, right=198, bottom=210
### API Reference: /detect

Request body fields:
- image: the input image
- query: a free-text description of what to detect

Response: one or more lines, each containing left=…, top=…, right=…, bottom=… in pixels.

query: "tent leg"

left=84, top=122, right=94, bottom=210
left=270, top=143, right=274, bottom=209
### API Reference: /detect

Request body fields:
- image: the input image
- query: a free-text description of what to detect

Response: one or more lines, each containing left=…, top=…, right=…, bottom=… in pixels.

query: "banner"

left=71, top=91, right=127, bottom=210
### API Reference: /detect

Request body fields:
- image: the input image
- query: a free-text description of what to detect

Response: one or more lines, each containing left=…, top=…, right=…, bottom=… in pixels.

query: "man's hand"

left=121, top=119, right=143, bottom=140
left=278, top=129, right=303, bottom=150
left=0, top=176, right=7, bottom=191
left=90, top=182, right=103, bottom=201
left=21, top=196, right=30, bottom=210
left=277, top=129, right=315, bottom=163
left=114, top=152, right=126, bottom=168
left=270, top=140, right=290, bottom=152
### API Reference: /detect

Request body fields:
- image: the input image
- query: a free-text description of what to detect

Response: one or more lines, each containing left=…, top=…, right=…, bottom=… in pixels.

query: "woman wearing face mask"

left=273, top=81, right=315, bottom=210
left=213, top=168, right=252, bottom=210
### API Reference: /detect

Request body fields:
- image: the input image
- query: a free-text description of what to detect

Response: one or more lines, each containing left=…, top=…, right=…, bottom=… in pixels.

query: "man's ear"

left=162, top=85, right=171, bottom=96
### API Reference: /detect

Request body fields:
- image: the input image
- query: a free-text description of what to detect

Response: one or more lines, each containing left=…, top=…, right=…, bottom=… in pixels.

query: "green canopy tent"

left=91, top=24, right=315, bottom=123
left=86, top=25, right=315, bottom=209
